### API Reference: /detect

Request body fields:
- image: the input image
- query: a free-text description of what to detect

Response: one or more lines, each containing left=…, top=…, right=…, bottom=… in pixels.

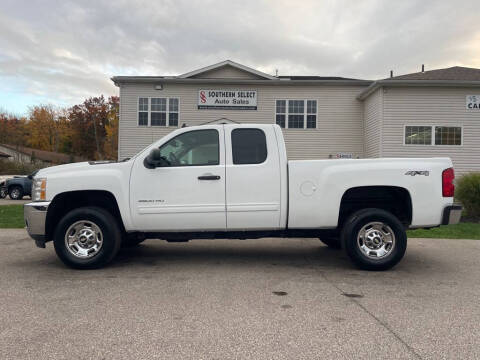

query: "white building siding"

left=381, top=87, right=480, bottom=175
left=118, top=83, right=367, bottom=160
left=363, top=88, right=383, bottom=157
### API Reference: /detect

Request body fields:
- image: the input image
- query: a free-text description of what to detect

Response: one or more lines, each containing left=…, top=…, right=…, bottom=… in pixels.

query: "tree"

left=103, top=96, right=119, bottom=160
left=27, top=105, right=59, bottom=152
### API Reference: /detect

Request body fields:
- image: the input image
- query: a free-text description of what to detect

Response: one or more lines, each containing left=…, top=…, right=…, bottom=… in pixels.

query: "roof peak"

left=178, top=60, right=276, bottom=80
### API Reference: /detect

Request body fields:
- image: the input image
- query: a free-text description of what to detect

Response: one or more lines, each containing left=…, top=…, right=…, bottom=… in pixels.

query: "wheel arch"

left=46, top=190, right=125, bottom=241
left=338, top=186, right=412, bottom=228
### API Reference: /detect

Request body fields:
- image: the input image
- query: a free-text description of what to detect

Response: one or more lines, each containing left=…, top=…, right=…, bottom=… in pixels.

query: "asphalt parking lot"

left=1, top=229, right=479, bottom=359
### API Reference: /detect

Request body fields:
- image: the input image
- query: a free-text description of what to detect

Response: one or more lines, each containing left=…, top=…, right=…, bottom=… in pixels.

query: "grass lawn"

left=0, top=205, right=25, bottom=228
left=407, top=222, right=480, bottom=240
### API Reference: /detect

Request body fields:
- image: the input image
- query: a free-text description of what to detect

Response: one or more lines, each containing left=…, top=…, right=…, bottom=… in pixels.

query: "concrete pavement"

left=0, top=229, right=479, bottom=359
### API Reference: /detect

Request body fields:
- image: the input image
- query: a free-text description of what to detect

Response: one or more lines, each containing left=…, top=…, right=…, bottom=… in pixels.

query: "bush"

left=0, top=159, right=43, bottom=175
left=456, top=172, right=480, bottom=219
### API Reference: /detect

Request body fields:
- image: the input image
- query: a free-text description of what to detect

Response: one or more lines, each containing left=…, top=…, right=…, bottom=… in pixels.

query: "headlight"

left=32, top=178, right=47, bottom=201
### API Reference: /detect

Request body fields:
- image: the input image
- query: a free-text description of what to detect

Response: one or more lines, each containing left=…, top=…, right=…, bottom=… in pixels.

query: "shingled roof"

left=389, top=66, right=480, bottom=81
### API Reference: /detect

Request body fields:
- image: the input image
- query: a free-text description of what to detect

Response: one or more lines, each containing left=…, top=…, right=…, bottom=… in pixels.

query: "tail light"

left=442, top=167, right=455, bottom=197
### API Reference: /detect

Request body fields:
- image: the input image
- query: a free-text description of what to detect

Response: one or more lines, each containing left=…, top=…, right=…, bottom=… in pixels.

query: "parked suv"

left=3, top=174, right=33, bottom=200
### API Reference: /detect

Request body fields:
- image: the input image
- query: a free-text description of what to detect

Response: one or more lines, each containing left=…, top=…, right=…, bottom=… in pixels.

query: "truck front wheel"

left=53, top=207, right=122, bottom=269
left=341, top=208, right=407, bottom=271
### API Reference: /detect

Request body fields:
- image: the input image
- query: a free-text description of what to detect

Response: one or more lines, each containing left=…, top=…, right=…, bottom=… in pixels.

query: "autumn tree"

left=27, top=105, right=59, bottom=152
left=68, top=96, right=111, bottom=160
left=103, top=96, right=119, bottom=160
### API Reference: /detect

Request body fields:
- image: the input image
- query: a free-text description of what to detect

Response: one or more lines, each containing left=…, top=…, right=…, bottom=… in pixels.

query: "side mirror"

left=144, top=149, right=170, bottom=169
left=144, top=149, right=161, bottom=169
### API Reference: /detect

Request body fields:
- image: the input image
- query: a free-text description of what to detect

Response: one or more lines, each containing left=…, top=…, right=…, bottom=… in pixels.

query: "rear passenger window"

left=231, top=129, right=267, bottom=165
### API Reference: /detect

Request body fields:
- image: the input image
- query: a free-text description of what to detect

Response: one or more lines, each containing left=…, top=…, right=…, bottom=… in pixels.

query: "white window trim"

left=403, top=124, right=463, bottom=146
left=275, top=99, right=318, bottom=129
left=137, top=96, right=180, bottom=127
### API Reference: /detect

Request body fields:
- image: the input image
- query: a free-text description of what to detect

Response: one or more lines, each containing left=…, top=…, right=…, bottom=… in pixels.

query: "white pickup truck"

left=24, top=124, right=461, bottom=270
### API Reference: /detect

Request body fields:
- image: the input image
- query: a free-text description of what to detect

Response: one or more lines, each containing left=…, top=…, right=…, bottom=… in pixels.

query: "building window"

left=151, top=98, right=166, bottom=126
left=276, top=100, right=286, bottom=128
left=169, top=98, right=179, bottom=127
left=307, top=100, right=317, bottom=128
left=138, top=97, right=179, bottom=127
left=435, top=126, right=462, bottom=145
left=275, top=99, right=317, bottom=129
left=138, top=98, right=148, bottom=126
left=404, top=126, right=462, bottom=146
left=231, top=128, right=267, bottom=165
left=405, top=126, right=432, bottom=145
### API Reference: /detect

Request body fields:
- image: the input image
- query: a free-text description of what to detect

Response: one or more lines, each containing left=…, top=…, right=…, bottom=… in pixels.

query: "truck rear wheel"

left=53, top=207, right=122, bottom=269
left=341, top=208, right=407, bottom=271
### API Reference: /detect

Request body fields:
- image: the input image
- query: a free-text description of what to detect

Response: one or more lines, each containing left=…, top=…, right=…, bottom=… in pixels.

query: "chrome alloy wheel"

left=357, top=222, right=396, bottom=259
left=64, top=221, right=103, bottom=259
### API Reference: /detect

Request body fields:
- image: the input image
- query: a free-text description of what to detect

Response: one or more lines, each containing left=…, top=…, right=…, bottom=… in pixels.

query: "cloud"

left=1, top=0, right=479, bottom=113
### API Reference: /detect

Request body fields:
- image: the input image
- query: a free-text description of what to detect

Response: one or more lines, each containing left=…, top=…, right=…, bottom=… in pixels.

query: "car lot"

left=1, top=229, right=479, bottom=360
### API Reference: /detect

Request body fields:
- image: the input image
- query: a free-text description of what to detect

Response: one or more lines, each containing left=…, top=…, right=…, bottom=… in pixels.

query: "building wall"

left=381, top=86, right=480, bottom=175
left=118, top=83, right=367, bottom=160
left=363, top=88, right=383, bottom=157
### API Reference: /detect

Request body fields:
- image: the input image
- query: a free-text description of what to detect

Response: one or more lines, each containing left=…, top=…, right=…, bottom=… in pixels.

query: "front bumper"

left=442, top=204, right=462, bottom=225
left=24, top=201, right=50, bottom=248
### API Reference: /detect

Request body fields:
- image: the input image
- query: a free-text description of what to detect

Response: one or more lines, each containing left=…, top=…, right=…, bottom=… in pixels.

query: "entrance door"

left=130, top=127, right=226, bottom=231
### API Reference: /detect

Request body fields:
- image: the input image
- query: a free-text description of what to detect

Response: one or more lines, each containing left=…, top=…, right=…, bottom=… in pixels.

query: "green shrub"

left=456, top=172, right=480, bottom=218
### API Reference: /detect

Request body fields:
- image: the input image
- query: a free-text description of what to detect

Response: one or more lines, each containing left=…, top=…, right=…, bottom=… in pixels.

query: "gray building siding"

left=118, top=83, right=367, bottom=160
left=363, top=88, right=383, bottom=157
left=380, top=87, right=480, bottom=175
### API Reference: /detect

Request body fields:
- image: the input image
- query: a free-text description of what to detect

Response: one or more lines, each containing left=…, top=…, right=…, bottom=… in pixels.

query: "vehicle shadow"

left=111, top=239, right=354, bottom=271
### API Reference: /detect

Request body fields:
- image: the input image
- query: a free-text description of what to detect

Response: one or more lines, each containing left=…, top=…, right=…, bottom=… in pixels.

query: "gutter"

left=111, top=77, right=373, bottom=87
left=357, top=80, right=480, bottom=100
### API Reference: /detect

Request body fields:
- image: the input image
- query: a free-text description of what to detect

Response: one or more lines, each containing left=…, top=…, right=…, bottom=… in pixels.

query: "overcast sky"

left=1, top=0, right=479, bottom=114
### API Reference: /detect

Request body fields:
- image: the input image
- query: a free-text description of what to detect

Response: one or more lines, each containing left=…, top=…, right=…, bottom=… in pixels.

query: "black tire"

left=0, top=186, right=6, bottom=199
left=9, top=186, right=24, bottom=200
left=341, top=208, right=407, bottom=271
left=53, top=207, right=122, bottom=269
left=319, top=237, right=341, bottom=249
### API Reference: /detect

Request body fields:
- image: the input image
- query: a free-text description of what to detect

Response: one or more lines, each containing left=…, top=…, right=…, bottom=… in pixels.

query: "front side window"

left=158, top=129, right=219, bottom=166
left=138, top=97, right=179, bottom=127
left=435, top=126, right=462, bottom=145
left=405, top=126, right=432, bottom=145
left=275, top=100, right=317, bottom=129
left=231, top=128, right=267, bottom=165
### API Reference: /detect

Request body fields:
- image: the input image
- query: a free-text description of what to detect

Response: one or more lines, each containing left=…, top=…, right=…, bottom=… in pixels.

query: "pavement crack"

left=319, top=270, right=423, bottom=360
left=303, top=254, right=423, bottom=360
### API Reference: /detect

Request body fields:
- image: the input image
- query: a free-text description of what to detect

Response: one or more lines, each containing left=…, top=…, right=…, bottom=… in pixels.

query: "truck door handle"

left=198, top=175, right=221, bottom=180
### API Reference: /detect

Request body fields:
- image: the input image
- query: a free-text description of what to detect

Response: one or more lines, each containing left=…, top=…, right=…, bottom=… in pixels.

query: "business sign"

left=466, top=95, right=480, bottom=110
left=198, top=89, right=257, bottom=110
